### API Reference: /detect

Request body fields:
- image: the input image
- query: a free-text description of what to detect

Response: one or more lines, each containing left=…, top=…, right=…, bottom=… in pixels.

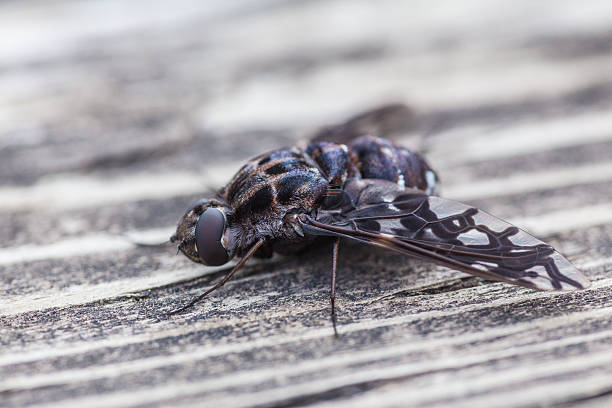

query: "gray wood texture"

left=1, top=1, right=612, bottom=407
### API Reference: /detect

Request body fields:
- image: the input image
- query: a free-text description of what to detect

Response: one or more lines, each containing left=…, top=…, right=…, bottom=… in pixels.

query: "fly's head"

left=171, top=198, right=236, bottom=266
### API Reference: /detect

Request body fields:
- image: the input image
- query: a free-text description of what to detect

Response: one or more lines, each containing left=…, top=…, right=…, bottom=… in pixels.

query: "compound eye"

left=195, top=208, right=229, bottom=266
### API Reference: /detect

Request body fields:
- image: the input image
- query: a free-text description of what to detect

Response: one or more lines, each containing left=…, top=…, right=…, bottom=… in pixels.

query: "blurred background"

left=2, top=0, right=612, bottom=244
left=2, top=1, right=612, bottom=407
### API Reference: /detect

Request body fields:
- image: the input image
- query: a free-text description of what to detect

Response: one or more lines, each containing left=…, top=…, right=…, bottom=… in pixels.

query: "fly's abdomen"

left=349, top=135, right=440, bottom=195
left=222, top=147, right=328, bottom=221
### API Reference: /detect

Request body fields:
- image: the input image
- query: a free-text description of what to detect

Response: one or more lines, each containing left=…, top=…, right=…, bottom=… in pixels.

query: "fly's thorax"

left=221, top=147, right=329, bottom=225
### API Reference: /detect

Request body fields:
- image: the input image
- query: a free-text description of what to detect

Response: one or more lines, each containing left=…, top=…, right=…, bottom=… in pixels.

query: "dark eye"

left=195, top=208, right=229, bottom=266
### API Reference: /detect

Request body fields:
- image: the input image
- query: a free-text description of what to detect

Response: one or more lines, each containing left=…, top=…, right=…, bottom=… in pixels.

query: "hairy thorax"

left=218, top=147, right=330, bottom=255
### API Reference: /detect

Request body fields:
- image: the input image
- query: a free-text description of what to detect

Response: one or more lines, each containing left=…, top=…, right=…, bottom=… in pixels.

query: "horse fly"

left=170, top=104, right=590, bottom=336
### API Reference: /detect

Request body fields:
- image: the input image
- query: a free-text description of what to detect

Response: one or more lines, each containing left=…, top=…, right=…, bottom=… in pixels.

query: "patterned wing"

left=300, top=179, right=589, bottom=291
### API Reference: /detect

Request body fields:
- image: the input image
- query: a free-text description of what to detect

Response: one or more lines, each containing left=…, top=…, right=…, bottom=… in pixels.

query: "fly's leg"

left=168, top=239, right=265, bottom=315
left=330, top=237, right=340, bottom=338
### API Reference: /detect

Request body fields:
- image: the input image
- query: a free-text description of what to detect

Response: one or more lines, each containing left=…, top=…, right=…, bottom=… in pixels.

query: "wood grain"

left=1, top=1, right=612, bottom=407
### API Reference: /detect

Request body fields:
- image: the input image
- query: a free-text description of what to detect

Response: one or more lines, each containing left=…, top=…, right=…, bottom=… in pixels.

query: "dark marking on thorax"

left=223, top=148, right=329, bottom=223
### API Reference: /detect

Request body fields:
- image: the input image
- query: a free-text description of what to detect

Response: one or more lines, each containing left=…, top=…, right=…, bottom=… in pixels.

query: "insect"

left=170, top=104, right=590, bottom=334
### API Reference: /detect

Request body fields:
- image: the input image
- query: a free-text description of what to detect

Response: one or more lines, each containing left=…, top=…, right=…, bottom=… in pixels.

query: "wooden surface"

left=1, top=1, right=612, bottom=407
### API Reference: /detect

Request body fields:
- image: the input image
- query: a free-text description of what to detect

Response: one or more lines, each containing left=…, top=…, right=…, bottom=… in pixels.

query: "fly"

left=170, top=104, right=590, bottom=335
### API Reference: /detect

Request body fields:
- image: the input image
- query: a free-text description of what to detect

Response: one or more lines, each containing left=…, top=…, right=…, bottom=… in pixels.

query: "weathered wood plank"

left=1, top=1, right=612, bottom=408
